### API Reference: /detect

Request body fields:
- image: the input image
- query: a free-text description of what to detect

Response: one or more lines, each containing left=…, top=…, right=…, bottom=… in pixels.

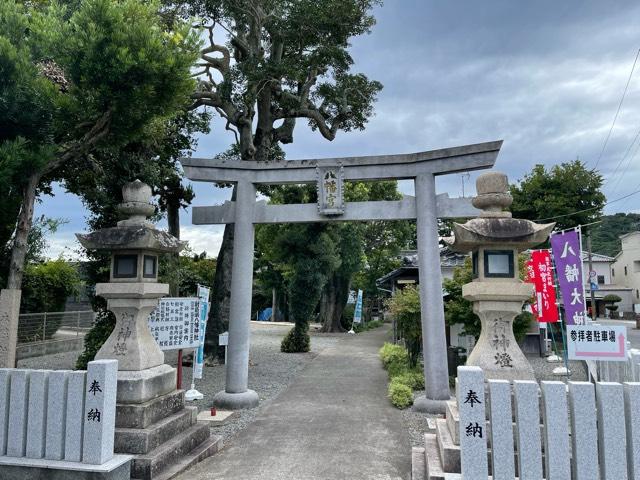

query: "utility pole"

left=587, top=232, right=597, bottom=320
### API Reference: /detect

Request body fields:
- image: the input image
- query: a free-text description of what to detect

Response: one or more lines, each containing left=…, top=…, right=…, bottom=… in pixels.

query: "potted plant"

left=603, top=294, right=622, bottom=319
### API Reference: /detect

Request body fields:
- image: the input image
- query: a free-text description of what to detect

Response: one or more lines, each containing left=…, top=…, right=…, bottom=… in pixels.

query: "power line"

left=594, top=48, right=640, bottom=170
left=604, top=124, right=640, bottom=187
left=534, top=188, right=640, bottom=222
left=609, top=133, right=640, bottom=193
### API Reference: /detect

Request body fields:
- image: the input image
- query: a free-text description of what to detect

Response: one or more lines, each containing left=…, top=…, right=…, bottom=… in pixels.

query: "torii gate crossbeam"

left=181, top=140, right=502, bottom=413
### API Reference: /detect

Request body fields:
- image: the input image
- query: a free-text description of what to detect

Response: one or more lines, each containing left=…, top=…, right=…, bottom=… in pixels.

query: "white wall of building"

left=612, top=232, right=640, bottom=309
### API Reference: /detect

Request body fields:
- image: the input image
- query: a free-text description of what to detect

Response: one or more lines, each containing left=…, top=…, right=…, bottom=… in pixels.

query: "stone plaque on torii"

left=181, top=140, right=502, bottom=412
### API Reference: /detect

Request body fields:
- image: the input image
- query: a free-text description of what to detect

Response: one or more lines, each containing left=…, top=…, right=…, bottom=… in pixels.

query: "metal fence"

left=17, top=310, right=95, bottom=345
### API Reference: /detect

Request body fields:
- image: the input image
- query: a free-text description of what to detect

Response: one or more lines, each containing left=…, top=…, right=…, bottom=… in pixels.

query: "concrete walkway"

left=178, top=327, right=411, bottom=480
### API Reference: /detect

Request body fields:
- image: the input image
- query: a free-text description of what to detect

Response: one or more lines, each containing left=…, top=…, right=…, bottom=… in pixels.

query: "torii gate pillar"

left=182, top=140, right=503, bottom=413
left=214, top=180, right=260, bottom=409
left=414, top=173, right=450, bottom=410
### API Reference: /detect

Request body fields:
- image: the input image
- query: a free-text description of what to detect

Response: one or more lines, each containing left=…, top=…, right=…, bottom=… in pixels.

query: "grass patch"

left=354, top=319, right=384, bottom=333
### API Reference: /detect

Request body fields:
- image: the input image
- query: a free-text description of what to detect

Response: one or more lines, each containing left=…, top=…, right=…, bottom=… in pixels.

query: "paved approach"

left=178, top=326, right=411, bottom=480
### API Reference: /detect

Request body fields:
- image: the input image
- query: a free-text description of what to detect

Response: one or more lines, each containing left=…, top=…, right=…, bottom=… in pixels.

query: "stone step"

left=153, top=435, right=223, bottom=480
left=445, top=401, right=459, bottom=445
left=131, top=422, right=211, bottom=480
left=432, top=422, right=547, bottom=478
left=445, top=400, right=546, bottom=451
left=116, top=390, right=185, bottom=429
left=423, top=433, right=445, bottom=480
left=115, top=406, right=198, bottom=454
left=435, top=419, right=460, bottom=473
left=411, top=447, right=426, bottom=480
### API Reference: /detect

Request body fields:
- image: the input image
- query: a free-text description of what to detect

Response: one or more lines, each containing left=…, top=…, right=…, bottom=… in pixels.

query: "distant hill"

left=591, top=213, right=640, bottom=257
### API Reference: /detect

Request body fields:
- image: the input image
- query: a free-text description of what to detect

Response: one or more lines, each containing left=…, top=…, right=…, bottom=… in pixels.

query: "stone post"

left=214, top=180, right=259, bottom=410
left=0, top=289, right=20, bottom=368
left=413, top=173, right=451, bottom=413
left=83, top=360, right=118, bottom=465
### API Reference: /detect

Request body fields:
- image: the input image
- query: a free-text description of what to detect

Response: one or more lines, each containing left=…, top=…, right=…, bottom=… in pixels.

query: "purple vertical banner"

left=550, top=229, right=587, bottom=325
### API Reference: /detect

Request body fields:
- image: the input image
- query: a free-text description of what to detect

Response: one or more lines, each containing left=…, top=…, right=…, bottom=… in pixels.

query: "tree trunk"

left=7, top=172, right=40, bottom=289
left=271, top=288, right=276, bottom=321
left=204, top=183, right=236, bottom=360
left=319, top=273, right=348, bottom=332
left=167, top=197, right=180, bottom=239
left=167, top=198, right=181, bottom=296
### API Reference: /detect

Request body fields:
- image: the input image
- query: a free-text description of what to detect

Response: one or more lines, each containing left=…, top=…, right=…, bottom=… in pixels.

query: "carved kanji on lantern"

left=316, top=166, right=344, bottom=215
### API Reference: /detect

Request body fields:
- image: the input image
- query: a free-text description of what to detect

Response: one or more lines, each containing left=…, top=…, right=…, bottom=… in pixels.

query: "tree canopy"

left=1, top=0, right=200, bottom=289
left=510, top=160, right=606, bottom=231
left=591, top=213, right=640, bottom=257
left=177, top=0, right=384, bottom=161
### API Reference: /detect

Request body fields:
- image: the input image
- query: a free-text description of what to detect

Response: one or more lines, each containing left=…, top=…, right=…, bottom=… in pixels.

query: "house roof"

left=376, top=248, right=467, bottom=287
left=580, top=252, right=615, bottom=263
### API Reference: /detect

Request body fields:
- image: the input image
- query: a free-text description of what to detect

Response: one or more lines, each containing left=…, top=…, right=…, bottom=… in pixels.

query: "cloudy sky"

left=38, top=0, right=640, bottom=258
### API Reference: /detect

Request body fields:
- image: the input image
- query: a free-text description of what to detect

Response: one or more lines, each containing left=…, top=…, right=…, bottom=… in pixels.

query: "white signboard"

left=148, top=298, right=200, bottom=350
left=567, top=325, right=627, bottom=361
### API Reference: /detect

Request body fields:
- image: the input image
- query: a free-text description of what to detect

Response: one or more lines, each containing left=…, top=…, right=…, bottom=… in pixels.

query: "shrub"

left=341, top=303, right=355, bottom=330
left=393, top=369, right=425, bottom=390
left=19, top=259, right=82, bottom=341
left=388, top=378, right=413, bottom=408
left=379, top=342, right=409, bottom=369
left=386, top=286, right=422, bottom=367
left=75, top=310, right=116, bottom=369
left=281, top=327, right=310, bottom=353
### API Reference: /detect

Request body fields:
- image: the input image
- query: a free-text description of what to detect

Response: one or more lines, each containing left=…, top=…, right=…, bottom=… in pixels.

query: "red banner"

left=525, top=259, right=539, bottom=318
left=529, top=250, right=559, bottom=323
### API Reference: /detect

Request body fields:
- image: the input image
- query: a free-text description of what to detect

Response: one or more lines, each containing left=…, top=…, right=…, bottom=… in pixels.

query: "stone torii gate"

left=181, top=140, right=502, bottom=413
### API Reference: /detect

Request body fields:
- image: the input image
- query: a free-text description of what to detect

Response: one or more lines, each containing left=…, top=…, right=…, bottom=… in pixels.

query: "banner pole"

left=550, top=249, right=571, bottom=379
left=177, top=349, right=183, bottom=390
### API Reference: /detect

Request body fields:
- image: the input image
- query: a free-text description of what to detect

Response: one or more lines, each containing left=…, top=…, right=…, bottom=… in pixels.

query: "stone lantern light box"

left=78, top=180, right=183, bottom=284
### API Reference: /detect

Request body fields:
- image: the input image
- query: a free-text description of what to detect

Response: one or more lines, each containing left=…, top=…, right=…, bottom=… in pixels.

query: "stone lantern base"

left=463, top=282, right=536, bottom=382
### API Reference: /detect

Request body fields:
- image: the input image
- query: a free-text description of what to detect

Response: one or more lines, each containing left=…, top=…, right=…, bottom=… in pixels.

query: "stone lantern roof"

left=446, top=172, right=554, bottom=252
left=76, top=180, right=185, bottom=254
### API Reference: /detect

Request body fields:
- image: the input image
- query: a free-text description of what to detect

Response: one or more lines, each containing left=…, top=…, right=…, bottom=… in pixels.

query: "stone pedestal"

left=95, top=283, right=168, bottom=371
left=463, top=282, right=535, bottom=381
left=115, top=367, right=222, bottom=479
left=0, top=289, right=20, bottom=369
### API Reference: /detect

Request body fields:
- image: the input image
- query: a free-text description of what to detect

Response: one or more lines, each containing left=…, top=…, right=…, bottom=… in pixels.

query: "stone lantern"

left=76, top=181, right=221, bottom=479
left=447, top=172, right=554, bottom=381
left=76, top=180, right=184, bottom=372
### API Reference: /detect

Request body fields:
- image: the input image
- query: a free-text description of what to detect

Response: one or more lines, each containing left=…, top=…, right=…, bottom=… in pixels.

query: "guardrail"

left=17, top=310, right=95, bottom=345
left=16, top=311, right=95, bottom=360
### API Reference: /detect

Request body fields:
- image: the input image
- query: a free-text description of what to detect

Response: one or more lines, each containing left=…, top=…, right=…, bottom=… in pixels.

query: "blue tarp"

left=258, top=307, right=273, bottom=321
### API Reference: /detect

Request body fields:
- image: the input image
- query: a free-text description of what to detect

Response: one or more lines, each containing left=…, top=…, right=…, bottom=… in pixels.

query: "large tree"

left=174, top=0, right=384, bottom=355
left=0, top=0, right=199, bottom=293
left=510, top=161, right=606, bottom=231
